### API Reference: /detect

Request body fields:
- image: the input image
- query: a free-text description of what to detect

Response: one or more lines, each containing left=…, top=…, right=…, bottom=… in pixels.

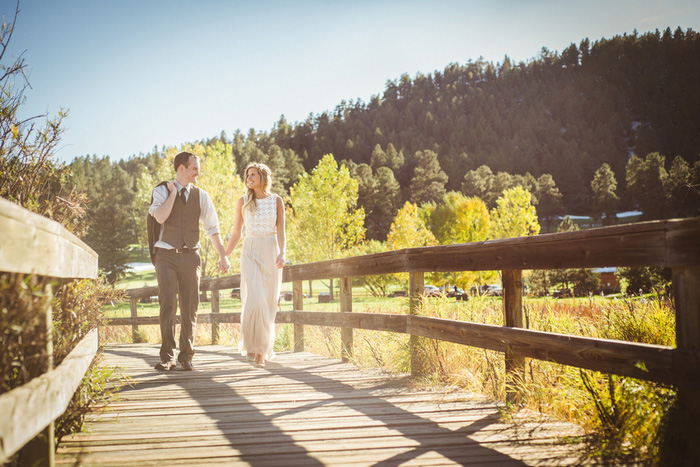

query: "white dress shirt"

left=148, top=181, right=220, bottom=249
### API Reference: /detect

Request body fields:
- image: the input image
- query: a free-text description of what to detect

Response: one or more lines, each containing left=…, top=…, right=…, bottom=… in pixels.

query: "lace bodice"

left=244, top=195, right=278, bottom=238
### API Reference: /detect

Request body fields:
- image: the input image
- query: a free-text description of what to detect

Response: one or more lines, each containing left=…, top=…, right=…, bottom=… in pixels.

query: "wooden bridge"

left=55, top=344, right=589, bottom=466
left=2, top=196, right=700, bottom=465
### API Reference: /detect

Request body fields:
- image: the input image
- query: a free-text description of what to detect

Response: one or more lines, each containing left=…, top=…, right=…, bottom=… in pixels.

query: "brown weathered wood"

left=666, top=218, right=700, bottom=266
left=282, top=249, right=406, bottom=283
left=292, top=280, right=304, bottom=352
left=0, top=201, right=98, bottom=465
left=108, top=313, right=236, bottom=326
left=410, top=315, right=682, bottom=384
left=405, top=217, right=700, bottom=273
left=671, top=265, right=700, bottom=463
left=125, top=285, right=159, bottom=300
left=116, top=216, right=700, bottom=388
left=0, top=197, right=98, bottom=279
left=129, top=297, right=139, bottom=343
left=409, top=271, right=425, bottom=377
left=503, top=270, right=525, bottom=405
left=290, top=311, right=407, bottom=333
left=211, top=289, right=220, bottom=345
left=55, top=344, right=590, bottom=466
left=286, top=311, right=681, bottom=385
left=213, top=217, right=700, bottom=283
left=674, top=266, right=700, bottom=351
left=105, top=308, right=689, bottom=385
left=0, top=328, right=99, bottom=462
left=340, top=277, right=352, bottom=363
left=199, top=275, right=241, bottom=292
left=108, top=311, right=297, bottom=326
left=124, top=217, right=700, bottom=297
left=18, top=282, right=55, bottom=467
left=125, top=275, right=241, bottom=300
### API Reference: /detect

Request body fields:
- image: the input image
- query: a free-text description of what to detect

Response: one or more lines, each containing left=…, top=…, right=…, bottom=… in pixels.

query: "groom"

left=149, top=151, right=230, bottom=371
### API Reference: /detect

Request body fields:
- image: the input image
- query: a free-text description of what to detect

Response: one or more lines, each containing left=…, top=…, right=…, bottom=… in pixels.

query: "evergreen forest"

left=5, top=17, right=700, bottom=465
left=256, top=26, right=700, bottom=214
left=17, top=27, right=700, bottom=279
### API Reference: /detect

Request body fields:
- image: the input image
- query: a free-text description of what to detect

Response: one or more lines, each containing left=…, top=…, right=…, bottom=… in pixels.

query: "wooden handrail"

left=0, top=329, right=99, bottom=461
left=0, top=197, right=98, bottom=278
left=277, top=217, right=700, bottom=281
left=0, top=198, right=99, bottom=465
left=123, top=216, right=700, bottom=300
left=117, top=216, right=700, bottom=416
left=106, top=310, right=689, bottom=385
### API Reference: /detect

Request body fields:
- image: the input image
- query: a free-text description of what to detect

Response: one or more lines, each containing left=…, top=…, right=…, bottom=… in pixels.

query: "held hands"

left=218, top=256, right=231, bottom=274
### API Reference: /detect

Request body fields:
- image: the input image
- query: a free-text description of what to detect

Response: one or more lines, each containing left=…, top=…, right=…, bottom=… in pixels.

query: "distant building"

left=593, top=267, right=620, bottom=294
left=550, top=211, right=643, bottom=232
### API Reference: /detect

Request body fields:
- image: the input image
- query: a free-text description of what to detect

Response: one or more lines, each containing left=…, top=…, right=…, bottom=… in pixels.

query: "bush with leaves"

left=0, top=5, right=126, bottom=459
left=579, top=296, right=676, bottom=463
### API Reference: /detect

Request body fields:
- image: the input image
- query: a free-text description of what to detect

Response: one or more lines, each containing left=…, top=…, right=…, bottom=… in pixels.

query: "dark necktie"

left=179, top=188, right=187, bottom=205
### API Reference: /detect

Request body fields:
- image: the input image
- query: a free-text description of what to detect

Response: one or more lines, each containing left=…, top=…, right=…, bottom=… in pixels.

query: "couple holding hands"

left=149, top=151, right=284, bottom=370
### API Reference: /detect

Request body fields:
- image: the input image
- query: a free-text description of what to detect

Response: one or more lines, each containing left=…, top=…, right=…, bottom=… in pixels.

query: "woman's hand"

left=276, top=253, right=286, bottom=269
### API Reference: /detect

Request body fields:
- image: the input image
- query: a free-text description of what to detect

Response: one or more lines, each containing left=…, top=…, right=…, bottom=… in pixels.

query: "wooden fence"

left=0, top=198, right=99, bottom=466
left=116, top=217, right=700, bottom=404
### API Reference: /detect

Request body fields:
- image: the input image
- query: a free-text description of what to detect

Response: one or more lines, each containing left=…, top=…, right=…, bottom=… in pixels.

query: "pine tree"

left=625, top=153, right=668, bottom=220
left=591, top=163, right=620, bottom=225
left=409, top=150, right=448, bottom=205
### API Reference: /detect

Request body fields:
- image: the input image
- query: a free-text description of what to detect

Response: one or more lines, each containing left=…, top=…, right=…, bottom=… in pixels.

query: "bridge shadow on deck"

left=105, top=346, right=324, bottom=465
left=98, top=345, right=579, bottom=466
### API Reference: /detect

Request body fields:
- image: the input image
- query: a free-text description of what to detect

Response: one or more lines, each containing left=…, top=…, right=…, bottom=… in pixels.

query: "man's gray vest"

left=162, top=186, right=201, bottom=248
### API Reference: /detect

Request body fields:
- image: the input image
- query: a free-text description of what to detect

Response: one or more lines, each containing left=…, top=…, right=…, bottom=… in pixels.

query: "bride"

left=225, top=163, right=285, bottom=365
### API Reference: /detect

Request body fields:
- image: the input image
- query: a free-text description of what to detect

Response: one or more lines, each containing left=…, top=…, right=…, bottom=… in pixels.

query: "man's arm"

left=209, top=233, right=230, bottom=273
left=152, top=182, right=177, bottom=224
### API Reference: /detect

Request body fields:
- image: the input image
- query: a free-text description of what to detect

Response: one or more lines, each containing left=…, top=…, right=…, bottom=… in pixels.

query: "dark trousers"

left=155, top=249, right=201, bottom=363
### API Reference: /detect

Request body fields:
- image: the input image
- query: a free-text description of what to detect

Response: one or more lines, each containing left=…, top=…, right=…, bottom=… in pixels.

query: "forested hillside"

left=61, top=27, right=700, bottom=278
left=248, top=27, right=699, bottom=213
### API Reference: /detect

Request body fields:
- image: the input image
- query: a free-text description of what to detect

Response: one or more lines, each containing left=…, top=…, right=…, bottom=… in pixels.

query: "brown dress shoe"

left=181, top=361, right=194, bottom=371
left=155, top=361, right=176, bottom=371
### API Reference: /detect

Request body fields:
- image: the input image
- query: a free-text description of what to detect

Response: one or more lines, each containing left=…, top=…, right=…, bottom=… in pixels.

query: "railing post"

left=503, top=270, right=525, bottom=405
left=340, top=277, right=352, bottom=363
left=293, top=280, right=304, bottom=352
left=130, top=296, right=139, bottom=343
left=18, top=283, right=55, bottom=467
left=669, top=265, right=700, bottom=464
left=211, top=288, right=220, bottom=345
left=409, top=271, right=425, bottom=376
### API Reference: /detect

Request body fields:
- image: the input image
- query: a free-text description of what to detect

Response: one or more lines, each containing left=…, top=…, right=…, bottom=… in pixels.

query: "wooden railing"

left=0, top=198, right=99, bottom=466
left=115, top=217, right=700, bottom=404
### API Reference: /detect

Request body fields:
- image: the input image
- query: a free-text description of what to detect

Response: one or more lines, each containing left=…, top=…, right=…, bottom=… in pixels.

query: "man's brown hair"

left=174, top=151, right=197, bottom=172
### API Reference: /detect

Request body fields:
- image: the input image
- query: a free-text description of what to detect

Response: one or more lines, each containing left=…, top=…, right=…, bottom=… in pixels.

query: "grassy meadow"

left=104, top=262, right=677, bottom=463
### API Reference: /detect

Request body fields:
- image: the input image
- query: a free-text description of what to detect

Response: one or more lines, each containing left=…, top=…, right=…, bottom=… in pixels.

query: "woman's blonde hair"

left=243, top=163, right=272, bottom=214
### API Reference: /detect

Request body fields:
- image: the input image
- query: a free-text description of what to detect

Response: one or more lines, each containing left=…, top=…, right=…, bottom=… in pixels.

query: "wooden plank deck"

left=56, top=344, right=595, bottom=466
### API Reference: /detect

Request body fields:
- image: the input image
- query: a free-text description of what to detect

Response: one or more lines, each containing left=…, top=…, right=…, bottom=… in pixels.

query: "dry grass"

left=101, top=292, right=675, bottom=463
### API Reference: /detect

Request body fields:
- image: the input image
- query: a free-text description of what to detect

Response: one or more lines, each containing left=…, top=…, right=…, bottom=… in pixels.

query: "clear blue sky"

left=4, top=0, right=699, bottom=163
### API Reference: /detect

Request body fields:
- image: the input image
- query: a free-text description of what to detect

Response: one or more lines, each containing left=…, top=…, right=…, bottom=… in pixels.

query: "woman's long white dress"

left=239, top=194, right=282, bottom=360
